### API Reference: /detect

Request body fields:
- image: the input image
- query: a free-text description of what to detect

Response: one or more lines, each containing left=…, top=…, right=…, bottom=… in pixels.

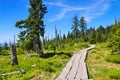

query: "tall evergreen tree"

left=0, top=43, right=1, bottom=52
left=104, top=26, right=112, bottom=41
left=15, top=0, right=47, bottom=57
left=89, top=28, right=96, bottom=44
left=4, top=42, right=8, bottom=50
left=115, top=17, right=118, bottom=26
left=71, top=15, right=79, bottom=42
left=55, top=26, right=58, bottom=47
left=79, top=16, right=87, bottom=41
left=67, top=31, right=71, bottom=38
left=96, top=25, right=105, bottom=42
left=108, top=20, right=120, bottom=53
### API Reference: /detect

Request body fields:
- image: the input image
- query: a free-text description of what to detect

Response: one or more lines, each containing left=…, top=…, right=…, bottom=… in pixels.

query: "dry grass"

left=86, top=43, right=120, bottom=80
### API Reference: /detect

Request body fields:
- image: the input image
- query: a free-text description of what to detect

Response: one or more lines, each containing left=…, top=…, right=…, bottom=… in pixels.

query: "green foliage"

left=15, top=0, right=47, bottom=54
left=0, top=49, right=9, bottom=55
left=88, top=28, right=96, bottom=44
left=3, top=42, right=9, bottom=50
left=17, top=48, right=26, bottom=55
left=0, top=43, right=1, bottom=52
left=107, top=69, right=120, bottom=79
left=96, top=25, right=105, bottom=42
left=71, top=15, right=79, bottom=42
left=0, top=51, right=70, bottom=80
left=107, top=20, right=120, bottom=53
left=105, top=54, right=120, bottom=63
left=86, top=43, right=120, bottom=79
left=79, top=16, right=87, bottom=41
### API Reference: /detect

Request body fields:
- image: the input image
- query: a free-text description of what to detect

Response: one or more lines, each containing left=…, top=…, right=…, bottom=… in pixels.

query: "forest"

left=0, top=0, right=120, bottom=80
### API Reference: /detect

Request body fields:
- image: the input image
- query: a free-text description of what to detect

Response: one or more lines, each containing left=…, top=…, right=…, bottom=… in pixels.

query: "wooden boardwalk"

left=56, top=45, right=95, bottom=80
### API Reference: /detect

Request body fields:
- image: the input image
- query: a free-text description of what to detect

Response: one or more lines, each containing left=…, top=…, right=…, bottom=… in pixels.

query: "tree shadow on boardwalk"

left=44, top=52, right=72, bottom=58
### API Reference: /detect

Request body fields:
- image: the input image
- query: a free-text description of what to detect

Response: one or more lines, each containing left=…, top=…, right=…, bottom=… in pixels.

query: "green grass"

left=107, top=69, right=120, bottom=79
left=0, top=52, right=70, bottom=80
left=105, top=54, right=120, bottom=63
left=0, top=42, right=90, bottom=80
left=86, top=43, right=120, bottom=80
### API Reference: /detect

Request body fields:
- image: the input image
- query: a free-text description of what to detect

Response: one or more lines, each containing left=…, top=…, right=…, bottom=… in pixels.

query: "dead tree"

left=11, top=45, right=18, bottom=65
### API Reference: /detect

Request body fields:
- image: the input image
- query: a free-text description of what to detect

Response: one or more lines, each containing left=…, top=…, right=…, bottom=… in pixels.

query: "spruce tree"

left=15, top=0, right=47, bottom=57
left=89, top=28, right=96, bottom=44
left=109, top=20, right=120, bottom=53
left=71, top=15, right=79, bottom=42
left=4, top=42, right=8, bottom=50
left=0, top=43, right=1, bottom=52
left=96, top=25, right=105, bottom=42
left=79, top=16, right=87, bottom=41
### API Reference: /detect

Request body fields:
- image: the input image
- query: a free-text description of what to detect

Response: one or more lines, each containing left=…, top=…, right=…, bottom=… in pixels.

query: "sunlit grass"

left=0, top=52, right=70, bottom=80
left=0, top=42, right=89, bottom=79
left=86, top=43, right=120, bottom=80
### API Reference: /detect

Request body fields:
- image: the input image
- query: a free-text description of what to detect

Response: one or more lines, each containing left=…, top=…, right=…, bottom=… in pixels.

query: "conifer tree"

left=4, top=42, right=8, bottom=50
left=89, top=28, right=96, bottom=44
left=79, top=16, right=87, bottom=41
left=15, top=0, right=47, bottom=57
left=96, top=25, right=105, bottom=42
left=0, top=43, right=1, bottom=52
left=109, top=20, right=120, bottom=53
left=71, top=15, right=79, bottom=42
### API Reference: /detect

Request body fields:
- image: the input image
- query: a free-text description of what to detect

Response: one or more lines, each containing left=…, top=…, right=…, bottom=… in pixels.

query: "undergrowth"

left=0, top=42, right=89, bottom=79
left=105, top=54, right=120, bottom=63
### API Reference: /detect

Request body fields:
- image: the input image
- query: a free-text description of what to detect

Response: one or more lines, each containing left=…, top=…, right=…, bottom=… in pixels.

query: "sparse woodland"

left=0, top=0, right=120, bottom=80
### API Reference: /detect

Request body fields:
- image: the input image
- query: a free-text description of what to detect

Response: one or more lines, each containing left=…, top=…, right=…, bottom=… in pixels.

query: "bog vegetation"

left=0, top=0, right=120, bottom=80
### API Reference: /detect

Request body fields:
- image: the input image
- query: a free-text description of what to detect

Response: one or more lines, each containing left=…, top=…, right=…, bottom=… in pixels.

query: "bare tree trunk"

left=11, top=45, right=18, bottom=65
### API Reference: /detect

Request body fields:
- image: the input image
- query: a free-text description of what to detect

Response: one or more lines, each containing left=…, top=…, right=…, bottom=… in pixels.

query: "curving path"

left=56, top=45, right=95, bottom=80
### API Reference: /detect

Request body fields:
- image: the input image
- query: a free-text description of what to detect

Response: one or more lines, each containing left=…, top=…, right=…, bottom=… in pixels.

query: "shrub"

left=95, top=55, right=100, bottom=59
left=0, top=50, right=9, bottom=55
left=17, top=48, right=26, bottom=55
left=105, top=54, right=120, bottom=63
left=79, top=42, right=89, bottom=48
left=107, top=69, right=120, bottom=79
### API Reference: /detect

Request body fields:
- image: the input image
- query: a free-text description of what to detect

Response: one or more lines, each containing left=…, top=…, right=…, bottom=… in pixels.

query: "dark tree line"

left=45, top=16, right=120, bottom=55
left=67, top=15, right=113, bottom=44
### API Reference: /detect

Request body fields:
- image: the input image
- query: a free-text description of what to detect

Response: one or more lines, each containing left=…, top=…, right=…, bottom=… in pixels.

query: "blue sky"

left=0, top=0, right=120, bottom=43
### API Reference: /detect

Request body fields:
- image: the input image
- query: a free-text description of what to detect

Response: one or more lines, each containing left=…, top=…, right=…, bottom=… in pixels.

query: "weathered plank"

left=56, top=45, right=95, bottom=80
left=57, top=53, right=78, bottom=79
left=66, top=52, right=82, bottom=79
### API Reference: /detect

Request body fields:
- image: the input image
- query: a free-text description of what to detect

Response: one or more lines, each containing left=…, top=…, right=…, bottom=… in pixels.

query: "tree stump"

left=11, top=45, right=18, bottom=65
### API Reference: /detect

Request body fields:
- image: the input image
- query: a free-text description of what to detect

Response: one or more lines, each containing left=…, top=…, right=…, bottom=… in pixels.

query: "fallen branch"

left=0, top=69, right=25, bottom=76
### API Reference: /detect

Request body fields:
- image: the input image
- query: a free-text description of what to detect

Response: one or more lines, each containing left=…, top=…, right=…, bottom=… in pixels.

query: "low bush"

left=0, top=50, right=9, bottom=55
left=105, top=54, right=120, bottom=63
left=17, top=48, right=26, bottom=55
left=107, top=69, right=120, bottom=79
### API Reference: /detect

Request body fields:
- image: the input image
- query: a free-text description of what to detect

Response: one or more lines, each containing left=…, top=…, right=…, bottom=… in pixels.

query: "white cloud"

left=46, top=1, right=90, bottom=22
left=45, top=0, right=110, bottom=22
left=49, top=6, right=90, bottom=22
left=45, top=2, right=68, bottom=8
left=83, top=0, right=110, bottom=22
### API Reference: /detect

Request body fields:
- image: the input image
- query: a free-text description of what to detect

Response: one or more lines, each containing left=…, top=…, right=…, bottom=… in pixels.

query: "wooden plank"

left=76, top=46, right=95, bottom=80
left=57, top=45, right=95, bottom=80
left=75, top=50, right=85, bottom=79
left=57, top=53, right=78, bottom=80
left=66, top=52, right=82, bottom=79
